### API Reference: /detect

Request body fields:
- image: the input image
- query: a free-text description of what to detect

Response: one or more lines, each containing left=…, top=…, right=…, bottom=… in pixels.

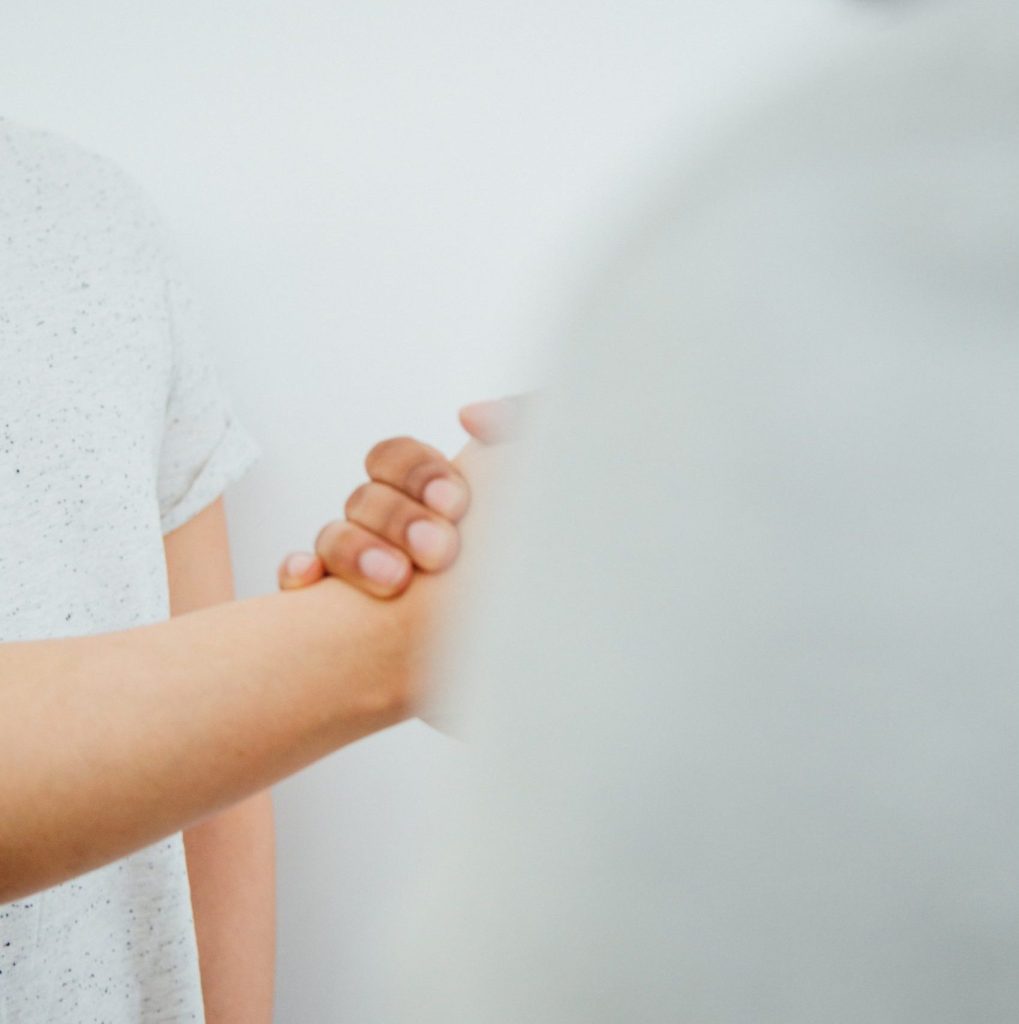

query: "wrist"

left=293, top=576, right=415, bottom=738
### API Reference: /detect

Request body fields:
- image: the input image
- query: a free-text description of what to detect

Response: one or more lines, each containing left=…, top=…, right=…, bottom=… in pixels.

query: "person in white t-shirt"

left=0, top=118, right=512, bottom=1023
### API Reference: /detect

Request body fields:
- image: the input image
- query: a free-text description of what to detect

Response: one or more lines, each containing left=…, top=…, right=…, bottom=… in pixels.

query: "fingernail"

left=285, top=552, right=316, bottom=578
left=406, top=519, right=452, bottom=565
left=358, top=547, right=408, bottom=587
left=423, top=477, right=466, bottom=519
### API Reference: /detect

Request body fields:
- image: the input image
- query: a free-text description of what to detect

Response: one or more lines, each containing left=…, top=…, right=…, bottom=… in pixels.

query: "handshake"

left=0, top=395, right=530, bottom=904
left=276, top=396, right=524, bottom=599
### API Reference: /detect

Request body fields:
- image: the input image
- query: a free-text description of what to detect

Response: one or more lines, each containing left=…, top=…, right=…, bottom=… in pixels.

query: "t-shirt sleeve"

left=156, top=252, right=260, bottom=535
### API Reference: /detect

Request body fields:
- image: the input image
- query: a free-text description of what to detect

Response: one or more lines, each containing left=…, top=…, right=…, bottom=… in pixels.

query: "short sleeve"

left=156, top=252, right=260, bottom=535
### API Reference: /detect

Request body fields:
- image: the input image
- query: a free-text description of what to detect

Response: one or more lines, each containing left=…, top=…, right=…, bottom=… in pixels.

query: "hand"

left=278, top=436, right=468, bottom=599
left=277, top=396, right=528, bottom=598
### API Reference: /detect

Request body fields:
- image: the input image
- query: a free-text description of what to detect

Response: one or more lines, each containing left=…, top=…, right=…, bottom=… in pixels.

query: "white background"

left=0, top=3, right=875, bottom=1019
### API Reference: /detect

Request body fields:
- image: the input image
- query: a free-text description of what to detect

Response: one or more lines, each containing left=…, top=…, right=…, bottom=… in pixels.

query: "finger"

left=458, top=394, right=531, bottom=444
left=314, top=520, right=413, bottom=598
left=345, top=480, right=459, bottom=572
left=364, top=436, right=470, bottom=522
left=278, top=551, right=326, bottom=591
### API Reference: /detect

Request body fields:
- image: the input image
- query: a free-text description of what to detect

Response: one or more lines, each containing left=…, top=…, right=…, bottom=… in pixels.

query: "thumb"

left=458, top=393, right=533, bottom=444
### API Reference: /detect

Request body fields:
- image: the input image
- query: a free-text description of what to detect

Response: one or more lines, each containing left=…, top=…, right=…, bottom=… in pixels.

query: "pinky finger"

left=278, top=551, right=327, bottom=591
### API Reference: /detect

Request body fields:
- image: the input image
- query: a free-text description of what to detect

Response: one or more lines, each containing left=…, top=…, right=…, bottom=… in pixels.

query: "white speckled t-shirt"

left=0, top=119, right=259, bottom=1022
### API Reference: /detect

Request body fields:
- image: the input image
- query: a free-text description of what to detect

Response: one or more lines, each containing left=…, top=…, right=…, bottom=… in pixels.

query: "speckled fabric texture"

left=0, top=118, right=259, bottom=1022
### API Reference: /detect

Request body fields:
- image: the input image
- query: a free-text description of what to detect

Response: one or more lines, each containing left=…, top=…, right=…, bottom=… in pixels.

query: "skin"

left=280, top=436, right=472, bottom=595
left=0, top=541, right=418, bottom=904
left=166, top=499, right=277, bottom=1024
left=279, top=402, right=524, bottom=593
left=164, top=430, right=490, bottom=1023
left=0, top=398, right=518, bottom=1024
left=0, top=412, right=513, bottom=904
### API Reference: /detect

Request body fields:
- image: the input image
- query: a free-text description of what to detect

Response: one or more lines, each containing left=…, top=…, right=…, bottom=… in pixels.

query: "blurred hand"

left=458, top=394, right=531, bottom=444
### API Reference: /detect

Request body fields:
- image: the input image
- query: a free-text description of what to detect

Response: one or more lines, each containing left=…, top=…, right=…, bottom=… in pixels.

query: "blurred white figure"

left=388, top=3, right=1019, bottom=1021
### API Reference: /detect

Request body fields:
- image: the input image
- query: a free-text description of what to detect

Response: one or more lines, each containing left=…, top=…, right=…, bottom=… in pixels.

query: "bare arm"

left=0, top=556, right=415, bottom=903
left=167, top=500, right=275, bottom=1024
left=0, top=413, right=510, bottom=905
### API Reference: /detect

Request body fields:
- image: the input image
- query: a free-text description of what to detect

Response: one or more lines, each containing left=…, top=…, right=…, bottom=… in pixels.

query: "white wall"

left=0, top=2, right=877, bottom=1019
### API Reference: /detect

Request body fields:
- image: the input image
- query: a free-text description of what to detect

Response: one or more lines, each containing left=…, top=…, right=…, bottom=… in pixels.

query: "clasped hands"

left=276, top=397, right=524, bottom=599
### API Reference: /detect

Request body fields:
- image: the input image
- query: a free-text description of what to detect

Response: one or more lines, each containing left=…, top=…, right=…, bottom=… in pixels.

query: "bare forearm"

left=169, top=499, right=277, bottom=1023
left=0, top=578, right=409, bottom=901
left=185, top=792, right=276, bottom=1024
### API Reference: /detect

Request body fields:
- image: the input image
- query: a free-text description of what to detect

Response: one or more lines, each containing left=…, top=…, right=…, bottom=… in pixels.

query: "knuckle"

left=365, top=435, right=414, bottom=474
left=313, top=519, right=339, bottom=554
left=378, top=493, right=408, bottom=538
left=314, top=520, right=353, bottom=567
left=405, top=457, right=452, bottom=496
left=347, top=481, right=408, bottom=542
left=344, top=482, right=373, bottom=519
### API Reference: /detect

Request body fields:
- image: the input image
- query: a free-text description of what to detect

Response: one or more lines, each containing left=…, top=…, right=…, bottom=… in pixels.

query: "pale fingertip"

left=406, top=519, right=458, bottom=570
left=422, top=476, right=469, bottom=520
left=458, top=401, right=490, bottom=436
left=459, top=397, right=516, bottom=443
left=285, top=552, right=318, bottom=578
left=279, top=552, right=324, bottom=590
left=358, top=547, right=411, bottom=588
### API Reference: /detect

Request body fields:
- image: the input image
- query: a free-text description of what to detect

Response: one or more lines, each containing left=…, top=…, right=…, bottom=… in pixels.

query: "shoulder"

left=0, top=120, right=187, bottom=407
left=0, top=117, right=170, bottom=264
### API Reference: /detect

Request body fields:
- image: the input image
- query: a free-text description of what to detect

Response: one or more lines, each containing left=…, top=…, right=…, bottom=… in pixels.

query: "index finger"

left=363, top=436, right=470, bottom=522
